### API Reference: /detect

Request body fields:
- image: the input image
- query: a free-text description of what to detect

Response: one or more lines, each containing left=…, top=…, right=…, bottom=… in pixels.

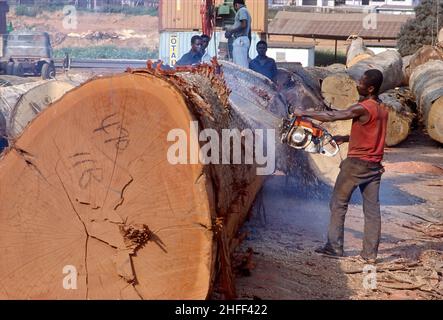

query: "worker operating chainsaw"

left=291, top=69, right=388, bottom=264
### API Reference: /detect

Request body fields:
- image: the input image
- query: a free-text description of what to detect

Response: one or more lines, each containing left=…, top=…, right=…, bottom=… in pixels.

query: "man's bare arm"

left=292, top=104, right=367, bottom=122
left=333, top=135, right=350, bottom=145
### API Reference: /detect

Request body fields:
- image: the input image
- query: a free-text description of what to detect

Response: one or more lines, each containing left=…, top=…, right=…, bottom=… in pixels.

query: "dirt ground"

left=235, top=129, right=443, bottom=300
left=7, top=10, right=159, bottom=50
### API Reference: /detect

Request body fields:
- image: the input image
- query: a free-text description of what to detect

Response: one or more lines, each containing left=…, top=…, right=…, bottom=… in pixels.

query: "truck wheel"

left=13, top=63, right=24, bottom=77
left=41, top=63, right=56, bottom=80
left=6, top=62, right=14, bottom=75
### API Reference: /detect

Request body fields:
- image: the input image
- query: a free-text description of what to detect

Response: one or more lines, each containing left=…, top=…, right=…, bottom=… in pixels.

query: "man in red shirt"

left=292, top=69, right=388, bottom=264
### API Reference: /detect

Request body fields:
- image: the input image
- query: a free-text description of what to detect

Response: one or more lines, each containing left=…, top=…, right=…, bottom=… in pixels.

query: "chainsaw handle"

left=320, top=135, right=340, bottom=157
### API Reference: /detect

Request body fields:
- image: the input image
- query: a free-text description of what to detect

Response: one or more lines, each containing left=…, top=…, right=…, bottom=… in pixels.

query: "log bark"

left=410, top=60, right=443, bottom=143
left=0, top=75, right=36, bottom=87
left=401, top=55, right=413, bottom=86
left=346, top=37, right=374, bottom=68
left=403, top=45, right=443, bottom=86
left=220, top=62, right=321, bottom=184
left=321, top=50, right=403, bottom=109
left=379, top=88, right=415, bottom=147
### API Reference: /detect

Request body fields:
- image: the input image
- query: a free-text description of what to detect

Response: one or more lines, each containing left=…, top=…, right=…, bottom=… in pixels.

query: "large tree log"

left=410, top=60, right=443, bottom=143
left=379, top=88, right=415, bottom=147
left=0, top=80, right=47, bottom=129
left=9, top=81, right=77, bottom=138
left=0, top=62, right=323, bottom=300
left=403, top=45, right=443, bottom=86
left=0, top=75, right=36, bottom=86
left=347, top=50, right=403, bottom=93
left=274, top=67, right=349, bottom=185
left=322, top=50, right=403, bottom=110
left=346, top=37, right=374, bottom=68
left=401, top=55, right=413, bottom=86
left=220, top=62, right=321, bottom=185
left=0, top=80, right=83, bottom=139
left=0, top=63, right=272, bottom=299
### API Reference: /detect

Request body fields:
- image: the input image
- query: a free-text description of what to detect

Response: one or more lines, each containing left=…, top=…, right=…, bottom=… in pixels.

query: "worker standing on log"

left=224, top=0, right=251, bottom=68
left=292, top=69, right=388, bottom=264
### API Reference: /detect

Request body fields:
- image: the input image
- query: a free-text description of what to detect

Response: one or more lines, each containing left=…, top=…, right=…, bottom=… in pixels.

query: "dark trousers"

left=326, top=157, right=384, bottom=260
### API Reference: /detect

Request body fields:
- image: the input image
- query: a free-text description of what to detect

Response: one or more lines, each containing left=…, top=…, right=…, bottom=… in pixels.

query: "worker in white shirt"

left=224, top=0, right=251, bottom=68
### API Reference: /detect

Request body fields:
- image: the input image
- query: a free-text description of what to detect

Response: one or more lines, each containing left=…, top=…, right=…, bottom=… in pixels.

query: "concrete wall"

left=266, top=47, right=315, bottom=67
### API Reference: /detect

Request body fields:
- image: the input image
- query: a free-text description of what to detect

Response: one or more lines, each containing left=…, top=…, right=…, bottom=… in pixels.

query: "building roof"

left=268, top=11, right=413, bottom=40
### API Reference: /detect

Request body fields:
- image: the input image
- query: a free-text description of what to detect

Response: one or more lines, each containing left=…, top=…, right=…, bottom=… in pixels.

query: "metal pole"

left=334, top=39, right=337, bottom=62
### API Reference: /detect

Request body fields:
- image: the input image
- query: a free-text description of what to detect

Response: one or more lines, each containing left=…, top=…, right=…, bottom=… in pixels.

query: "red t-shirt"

left=347, top=98, right=388, bottom=163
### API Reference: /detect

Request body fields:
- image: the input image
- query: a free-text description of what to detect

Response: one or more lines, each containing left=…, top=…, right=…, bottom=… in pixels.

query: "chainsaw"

left=280, top=116, right=340, bottom=157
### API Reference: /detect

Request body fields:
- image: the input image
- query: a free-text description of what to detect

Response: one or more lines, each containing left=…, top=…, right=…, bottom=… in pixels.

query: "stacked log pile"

left=410, top=60, right=443, bottom=143
left=403, top=45, right=443, bottom=86
left=346, top=36, right=375, bottom=68
left=380, top=88, right=416, bottom=147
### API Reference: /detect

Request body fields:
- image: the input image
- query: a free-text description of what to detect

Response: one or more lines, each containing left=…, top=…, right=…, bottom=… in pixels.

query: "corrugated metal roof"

left=268, top=11, right=413, bottom=40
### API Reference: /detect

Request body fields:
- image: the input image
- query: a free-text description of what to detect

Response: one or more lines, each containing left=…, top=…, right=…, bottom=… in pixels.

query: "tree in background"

left=398, top=0, right=443, bottom=56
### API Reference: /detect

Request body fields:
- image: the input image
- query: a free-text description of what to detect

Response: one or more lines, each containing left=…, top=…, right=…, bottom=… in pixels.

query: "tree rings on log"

left=0, top=72, right=220, bottom=299
left=321, top=74, right=359, bottom=109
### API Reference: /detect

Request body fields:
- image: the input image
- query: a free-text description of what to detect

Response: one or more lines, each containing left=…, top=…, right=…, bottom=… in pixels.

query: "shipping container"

left=159, top=0, right=267, bottom=33
left=159, top=30, right=261, bottom=66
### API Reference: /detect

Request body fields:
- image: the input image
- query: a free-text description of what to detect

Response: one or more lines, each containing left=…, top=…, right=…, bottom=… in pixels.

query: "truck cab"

left=2, top=31, right=56, bottom=79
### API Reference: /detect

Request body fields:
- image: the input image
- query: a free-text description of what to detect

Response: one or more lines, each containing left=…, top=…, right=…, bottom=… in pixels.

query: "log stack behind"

left=346, top=37, right=375, bottom=68
left=410, top=60, right=443, bottom=143
left=322, top=50, right=403, bottom=110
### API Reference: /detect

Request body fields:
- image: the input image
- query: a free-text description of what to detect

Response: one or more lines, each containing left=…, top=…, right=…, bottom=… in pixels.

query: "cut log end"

left=321, top=75, right=359, bottom=109
left=427, top=96, right=443, bottom=143
left=0, top=73, right=217, bottom=299
left=386, top=108, right=413, bottom=147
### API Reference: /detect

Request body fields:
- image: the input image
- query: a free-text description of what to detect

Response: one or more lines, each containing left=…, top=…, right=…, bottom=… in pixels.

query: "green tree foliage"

left=398, top=0, right=443, bottom=56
